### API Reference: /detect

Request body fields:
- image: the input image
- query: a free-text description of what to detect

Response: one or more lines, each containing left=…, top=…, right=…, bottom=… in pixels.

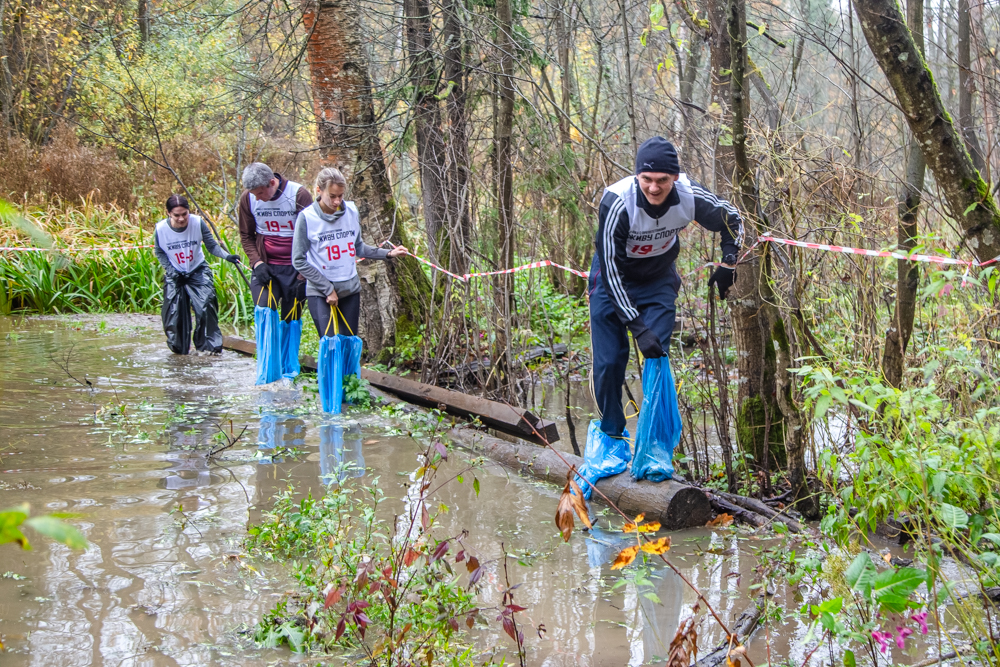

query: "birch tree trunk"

left=303, top=0, right=430, bottom=360
left=852, top=0, right=1000, bottom=262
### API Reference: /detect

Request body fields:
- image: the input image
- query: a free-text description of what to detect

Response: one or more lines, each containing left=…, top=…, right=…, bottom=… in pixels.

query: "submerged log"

left=221, top=336, right=559, bottom=445
left=695, top=595, right=766, bottom=667
left=451, top=427, right=713, bottom=530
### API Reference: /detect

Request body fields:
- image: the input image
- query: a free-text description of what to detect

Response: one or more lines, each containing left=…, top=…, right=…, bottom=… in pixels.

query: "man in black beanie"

left=588, top=136, right=743, bottom=440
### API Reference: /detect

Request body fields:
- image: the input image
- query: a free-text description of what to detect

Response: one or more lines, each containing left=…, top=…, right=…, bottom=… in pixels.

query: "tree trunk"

left=617, top=0, right=637, bottom=153
left=713, top=0, right=783, bottom=483
left=405, top=0, right=450, bottom=266
left=303, top=0, right=430, bottom=360
left=137, top=0, right=150, bottom=46
left=0, top=0, right=11, bottom=128
left=957, top=0, right=984, bottom=172
left=852, top=0, right=1000, bottom=262
left=881, top=0, right=925, bottom=389
left=442, top=0, right=471, bottom=275
left=492, top=0, right=517, bottom=397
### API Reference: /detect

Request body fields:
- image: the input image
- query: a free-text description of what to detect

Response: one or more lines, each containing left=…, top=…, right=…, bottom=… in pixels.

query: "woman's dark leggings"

left=308, top=292, right=360, bottom=338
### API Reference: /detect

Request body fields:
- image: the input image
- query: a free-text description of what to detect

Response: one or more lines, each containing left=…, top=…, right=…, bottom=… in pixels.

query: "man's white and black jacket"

left=595, top=174, right=743, bottom=335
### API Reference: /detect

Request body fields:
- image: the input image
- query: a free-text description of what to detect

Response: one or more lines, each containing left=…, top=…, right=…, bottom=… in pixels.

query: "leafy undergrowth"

left=245, top=429, right=527, bottom=666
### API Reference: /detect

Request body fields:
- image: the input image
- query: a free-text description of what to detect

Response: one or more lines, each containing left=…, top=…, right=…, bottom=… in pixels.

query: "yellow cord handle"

left=324, top=300, right=355, bottom=337
left=256, top=280, right=276, bottom=308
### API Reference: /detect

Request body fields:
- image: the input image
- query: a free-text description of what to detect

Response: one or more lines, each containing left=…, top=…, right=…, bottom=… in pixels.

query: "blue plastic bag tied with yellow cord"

left=278, top=300, right=303, bottom=379
left=631, top=356, right=682, bottom=482
left=573, top=420, right=631, bottom=500
left=318, top=304, right=364, bottom=414
left=254, top=285, right=282, bottom=385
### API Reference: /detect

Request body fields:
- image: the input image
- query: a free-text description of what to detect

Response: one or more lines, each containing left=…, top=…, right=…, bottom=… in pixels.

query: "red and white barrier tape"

left=759, top=233, right=1000, bottom=267
left=383, top=242, right=590, bottom=282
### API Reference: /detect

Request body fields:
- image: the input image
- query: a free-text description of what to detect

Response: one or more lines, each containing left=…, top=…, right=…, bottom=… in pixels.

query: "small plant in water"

left=246, top=431, right=522, bottom=665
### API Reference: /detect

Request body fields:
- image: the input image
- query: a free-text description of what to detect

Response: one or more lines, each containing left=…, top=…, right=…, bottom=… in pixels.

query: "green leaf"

left=845, top=553, right=876, bottom=597
left=936, top=503, right=969, bottom=530
left=814, top=393, right=832, bottom=420
left=757, top=21, right=767, bottom=34
left=964, top=202, right=978, bottom=215
left=24, top=516, right=88, bottom=550
left=0, top=504, right=30, bottom=549
left=649, top=1, right=664, bottom=24
left=844, top=650, right=856, bottom=667
left=473, top=477, right=480, bottom=496
left=818, top=597, right=843, bottom=613
left=872, top=567, right=926, bottom=601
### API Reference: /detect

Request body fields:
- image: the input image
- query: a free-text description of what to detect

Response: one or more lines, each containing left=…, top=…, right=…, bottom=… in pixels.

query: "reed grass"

left=0, top=201, right=254, bottom=324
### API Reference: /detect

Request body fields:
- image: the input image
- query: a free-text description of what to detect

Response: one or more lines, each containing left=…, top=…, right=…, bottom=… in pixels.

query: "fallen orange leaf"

left=707, top=513, right=734, bottom=528
left=641, top=536, right=671, bottom=554
left=610, top=545, right=640, bottom=570
left=622, top=521, right=661, bottom=533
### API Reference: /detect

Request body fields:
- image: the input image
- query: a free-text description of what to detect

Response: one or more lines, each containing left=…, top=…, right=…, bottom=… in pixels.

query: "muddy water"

left=0, top=314, right=861, bottom=666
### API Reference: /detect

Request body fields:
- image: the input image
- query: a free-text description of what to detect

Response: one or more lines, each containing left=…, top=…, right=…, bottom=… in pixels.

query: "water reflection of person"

left=257, top=413, right=306, bottom=463
left=319, top=423, right=364, bottom=484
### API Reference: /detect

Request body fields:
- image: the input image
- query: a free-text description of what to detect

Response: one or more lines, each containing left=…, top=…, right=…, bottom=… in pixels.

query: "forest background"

left=3, top=0, right=1000, bottom=659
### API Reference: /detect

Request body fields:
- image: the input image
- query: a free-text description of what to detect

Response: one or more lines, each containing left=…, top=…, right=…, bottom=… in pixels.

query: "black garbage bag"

left=161, top=264, right=222, bottom=355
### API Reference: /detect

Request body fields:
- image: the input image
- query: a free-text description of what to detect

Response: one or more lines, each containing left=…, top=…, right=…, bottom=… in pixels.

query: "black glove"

left=635, top=329, right=664, bottom=359
left=253, top=262, right=272, bottom=284
left=708, top=256, right=736, bottom=299
left=226, top=254, right=241, bottom=264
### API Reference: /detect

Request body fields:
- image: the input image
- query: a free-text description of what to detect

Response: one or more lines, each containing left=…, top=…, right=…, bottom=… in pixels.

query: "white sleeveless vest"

left=303, top=202, right=361, bottom=283
left=250, top=180, right=302, bottom=237
left=156, top=216, right=206, bottom=273
left=605, top=174, right=696, bottom=258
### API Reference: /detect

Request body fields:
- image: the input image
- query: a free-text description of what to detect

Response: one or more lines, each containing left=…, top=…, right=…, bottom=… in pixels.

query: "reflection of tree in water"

left=319, top=423, right=364, bottom=484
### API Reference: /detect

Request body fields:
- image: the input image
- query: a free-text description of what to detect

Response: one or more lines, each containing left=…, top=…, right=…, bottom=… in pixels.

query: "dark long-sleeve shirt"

left=595, top=174, right=743, bottom=331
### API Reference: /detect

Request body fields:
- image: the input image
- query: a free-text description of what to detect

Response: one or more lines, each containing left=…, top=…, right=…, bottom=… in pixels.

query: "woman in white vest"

left=154, top=194, right=241, bottom=354
left=291, top=168, right=407, bottom=337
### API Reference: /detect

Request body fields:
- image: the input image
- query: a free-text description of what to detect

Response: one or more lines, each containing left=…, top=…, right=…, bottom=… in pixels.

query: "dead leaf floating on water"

left=621, top=520, right=661, bottom=533
left=707, top=513, right=734, bottom=528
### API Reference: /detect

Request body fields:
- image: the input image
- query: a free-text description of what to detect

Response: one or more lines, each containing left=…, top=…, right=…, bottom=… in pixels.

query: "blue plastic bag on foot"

left=254, top=304, right=282, bottom=385
left=318, top=335, right=344, bottom=413
left=278, top=317, right=302, bottom=379
left=574, top=420, right=631, bottom=500
left=631, top=357, right=682, bottom=482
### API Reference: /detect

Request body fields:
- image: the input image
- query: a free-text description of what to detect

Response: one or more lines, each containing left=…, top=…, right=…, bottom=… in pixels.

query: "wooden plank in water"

left=222, top=336, right=560, bottom=445
left=360, top=368, right=559, bottom=446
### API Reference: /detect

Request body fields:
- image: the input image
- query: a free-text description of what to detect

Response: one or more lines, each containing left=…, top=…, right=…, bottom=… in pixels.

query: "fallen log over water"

left=714, top=491, right=807, bottom=534
left=707, top=494, right=769, bottom=529
left=221, top=336, right=559, bottom=445
left=449, top=426, right=713, bottom=530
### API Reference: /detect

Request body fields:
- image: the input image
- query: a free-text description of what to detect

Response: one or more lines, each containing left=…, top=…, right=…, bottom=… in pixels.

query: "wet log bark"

left=715, top=490, right=806, bottom=533
left=852, top=0, right=1000, bottom=260
left=452, top=428, right=713, bottom=530
left=708, top=494, right=768, bottom=528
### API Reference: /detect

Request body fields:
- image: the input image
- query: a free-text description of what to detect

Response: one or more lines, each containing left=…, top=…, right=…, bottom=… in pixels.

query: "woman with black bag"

left=154, top=194, right=241, bottom=354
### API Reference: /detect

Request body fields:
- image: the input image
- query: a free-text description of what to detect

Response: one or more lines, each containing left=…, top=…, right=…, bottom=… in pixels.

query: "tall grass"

left=0, top=201, right=254, bottom=324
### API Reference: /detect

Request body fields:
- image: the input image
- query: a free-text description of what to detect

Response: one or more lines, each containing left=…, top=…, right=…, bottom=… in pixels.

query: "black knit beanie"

left=635, top=136, right=680, bottom=175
